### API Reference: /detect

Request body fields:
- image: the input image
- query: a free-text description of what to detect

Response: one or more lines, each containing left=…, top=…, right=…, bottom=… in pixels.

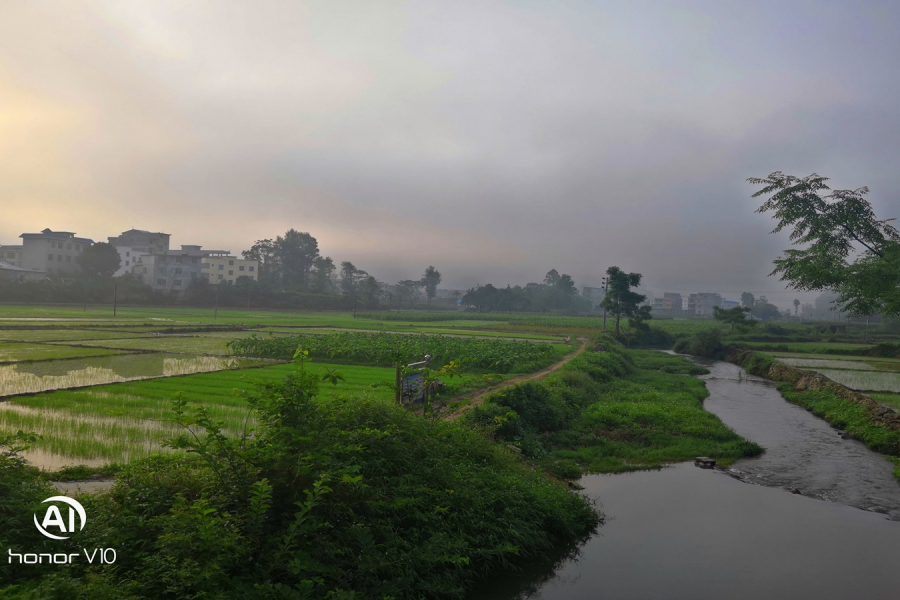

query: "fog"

left=3, top=0, right=899, bottom=308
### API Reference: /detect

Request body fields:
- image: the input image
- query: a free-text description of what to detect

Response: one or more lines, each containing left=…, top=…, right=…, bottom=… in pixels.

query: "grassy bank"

left=463, top=337, right=761, bottom=477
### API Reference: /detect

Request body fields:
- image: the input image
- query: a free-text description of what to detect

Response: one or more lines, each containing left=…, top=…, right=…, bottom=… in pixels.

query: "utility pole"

left=601, top=276, right=609, bottom=332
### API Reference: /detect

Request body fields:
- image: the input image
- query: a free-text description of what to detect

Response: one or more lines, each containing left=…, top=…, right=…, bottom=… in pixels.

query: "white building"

left=19, top=229, right=93, bottom=276
left=687, top=292, right=724, bottom=317
left=201, top=251, right=258, bottom=285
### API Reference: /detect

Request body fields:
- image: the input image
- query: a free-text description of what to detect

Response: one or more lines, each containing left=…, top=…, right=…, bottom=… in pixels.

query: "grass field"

left=0, top=341, right=128, bottom=363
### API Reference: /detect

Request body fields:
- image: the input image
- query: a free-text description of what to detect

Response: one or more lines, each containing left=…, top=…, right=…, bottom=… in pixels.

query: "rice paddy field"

left=0, top=304, right=562, bottom=469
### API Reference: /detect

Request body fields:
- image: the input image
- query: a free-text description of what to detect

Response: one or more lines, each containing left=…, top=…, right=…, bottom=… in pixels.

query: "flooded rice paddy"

left=0, top=353, right=266, bottom=396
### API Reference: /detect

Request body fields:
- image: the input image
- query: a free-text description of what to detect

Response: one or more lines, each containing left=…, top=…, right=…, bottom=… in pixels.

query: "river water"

left=472, top=358, right=900, bottom=600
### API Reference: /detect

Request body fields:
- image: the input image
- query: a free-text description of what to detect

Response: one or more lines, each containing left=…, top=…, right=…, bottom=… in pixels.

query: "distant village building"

left=201, top=251, right=258, bottom=285
left=108, top=229, right=171, bottom=277
left=132, top=245, right=258, bottom=292
left=687, top=292, right=724, bottom=317
left=0, top=261, right=44, bottom=282
left=723, top=299, right=740, bottom=309
left=19, top=229, right=93, bottom=276
left=0, top=245, right=24, bottom=268
left=651, top=292, right=683, bottom=313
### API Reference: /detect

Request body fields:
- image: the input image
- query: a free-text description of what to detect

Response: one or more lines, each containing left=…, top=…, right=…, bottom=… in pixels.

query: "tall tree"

left=750, top=171, right=900, bottom=316
left=741, top=292, right=755, bottom=308
left=243, top=239, right=279, bottom=285
left=543, top=269, right=561, bottom=286
left=713, top=306, right=757, bottom=332
left=793, top=298, right=800, bottom=316
left=77, top=242, right=120, bottom=278
left=599, top=266, right=646, bottom=337
left=395, top=279, right=422, bottom=310
left=275, top=230, right=319, bottom=289
left=420, top=266, right=442, bottom=306
left=310, top=256, right=336, bottom=294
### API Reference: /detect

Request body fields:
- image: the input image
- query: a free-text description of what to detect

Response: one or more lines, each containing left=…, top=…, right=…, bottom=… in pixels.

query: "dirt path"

left=443, top=338, right=589, bottom=422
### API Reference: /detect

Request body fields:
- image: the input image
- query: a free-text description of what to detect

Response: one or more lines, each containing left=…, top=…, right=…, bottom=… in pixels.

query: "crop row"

left=228, top=332, right=561, bottom=373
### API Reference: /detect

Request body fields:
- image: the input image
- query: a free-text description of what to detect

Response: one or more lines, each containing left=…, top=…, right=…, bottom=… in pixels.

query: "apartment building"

left=201, top=251, right=258, bottom=285
left=19, top=229, right=94, bottom=276
left=687, top=292, right=724, bottom=316
left=133, top=245, right=205, bottom=292
left=651, top=292, right=683, bottom=313
left=108, top=229, right=171, bottom=277
left=0, top=245, right=24, bottom=268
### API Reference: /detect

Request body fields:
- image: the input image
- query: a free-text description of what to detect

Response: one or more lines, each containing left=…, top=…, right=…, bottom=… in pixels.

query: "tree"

left=741, top=292, right=755, bottom=308
left=713, top=305, right=757, bottom=332
left=750, top=171, right=900, bottom=316
left=395, top=279, right=422, bottom=310
left=77, top=242, right=120, bottom=278
left=420, top=266, right=442, bottom=306
left=275, top=230, right=319, bottom=289
left=310, top=256, right=336, bottom=294
left=243, top=239, right=279, bottom=286
left=750, top=300, right=781, bottom=322
left=793, top=298, right=800, bottom=316
left=543, top=269, right=560, bottom=286
left=599, top=266, right=646, bottom=337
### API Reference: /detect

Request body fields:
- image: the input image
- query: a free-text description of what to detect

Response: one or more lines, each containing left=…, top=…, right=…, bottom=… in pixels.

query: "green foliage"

left=77, top=242, right=121, bottom=279
left=750, top=171, right=900, bottom=316
left=713, top=306, right=757, bottom=332
left=672, top=328, right=727, bottom=359
left=25, top=356, right=598, bottom=598
left=599, top=267, right=647, bottom=337
left=227, top=331, right=561, bottom=373
left=465, top=339, right=760, bottom=473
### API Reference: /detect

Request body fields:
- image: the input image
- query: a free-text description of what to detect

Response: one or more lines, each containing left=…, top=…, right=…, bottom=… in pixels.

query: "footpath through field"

left=443, top=337, right=589, bottom=422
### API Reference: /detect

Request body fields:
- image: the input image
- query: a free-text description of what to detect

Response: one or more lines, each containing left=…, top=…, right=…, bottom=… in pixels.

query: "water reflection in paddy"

left=0, top=354, right=268, bottom=397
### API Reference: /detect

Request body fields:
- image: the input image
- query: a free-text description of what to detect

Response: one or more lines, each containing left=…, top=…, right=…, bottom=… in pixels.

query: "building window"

left=192, top=257, right=199, bottom=264
left=239, top=266, right=245, bottom=271
left=175, top=268, right=182, bottom=275
left=126, top=251, right=130, bottom=257
left=217, top=274, right=224, bottom=280
left=156, top=278, right=166, bottom=286
left=249, top=266, right=255, bottom=272
left=48, top=254, right=53, bottom=261
left=228, top=270, right=233, bottom=276
left=125, top=261, right=130, bottom=266
left=229, top=260, right=234, bottom=266
left=175, top=257, right=182, bottom=264
left=218, top=265, right=224, bottom=270
left=173, top=280, right=182, bottom=287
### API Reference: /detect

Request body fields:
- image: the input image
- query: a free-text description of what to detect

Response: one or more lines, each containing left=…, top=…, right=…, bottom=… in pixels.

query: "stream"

left=471, top=358, right=900, bottom=600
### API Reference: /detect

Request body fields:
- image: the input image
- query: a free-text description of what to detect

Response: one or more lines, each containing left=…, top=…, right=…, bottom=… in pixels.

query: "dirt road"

left=443, top=338, right=589, bottom=421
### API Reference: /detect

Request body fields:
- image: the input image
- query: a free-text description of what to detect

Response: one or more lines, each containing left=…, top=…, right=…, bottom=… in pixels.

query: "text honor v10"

left=7, top=495, right=117, bottom=565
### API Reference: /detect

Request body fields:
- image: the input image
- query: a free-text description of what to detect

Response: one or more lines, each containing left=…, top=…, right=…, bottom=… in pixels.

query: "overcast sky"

left=2, top=1, right=898, bottom=308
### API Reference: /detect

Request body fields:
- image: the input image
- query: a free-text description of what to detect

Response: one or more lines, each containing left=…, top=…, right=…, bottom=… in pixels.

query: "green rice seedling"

left=0, top=341, right=127, bottom=363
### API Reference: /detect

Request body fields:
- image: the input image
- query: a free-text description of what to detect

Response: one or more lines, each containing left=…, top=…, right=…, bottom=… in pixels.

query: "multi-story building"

left=108, top=229, right=170, bottom=277
left=651, top=292, right=683, bottom=313
left=687, top=292, right=724, bottom=317
left=132, top=246, right=259, bottom=292
left=133, top=245, right=205, bottom=292
left=201, top=251, right=258, bottom=285
left=19, top=229, right=94, bottom=276
left=108, top=229, right=170, bottom=254
left=0, top=245, right=24, bottom=268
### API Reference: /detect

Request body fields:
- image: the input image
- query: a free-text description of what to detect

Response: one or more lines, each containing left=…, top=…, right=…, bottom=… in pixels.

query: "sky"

left=2, top=0, right=899, bottom=308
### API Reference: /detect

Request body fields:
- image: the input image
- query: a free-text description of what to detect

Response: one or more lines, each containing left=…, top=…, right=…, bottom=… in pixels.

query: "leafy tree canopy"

left=77, top=242, right=120, bottom=278
left=600, top=266, right=647, bottom=337
left=712, top=305, right=758, bottom=332
left=750, top=171, right=900, bottom=316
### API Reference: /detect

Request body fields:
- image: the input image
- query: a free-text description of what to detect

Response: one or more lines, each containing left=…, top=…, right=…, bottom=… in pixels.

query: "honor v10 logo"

left=34, top=496, right=87, bottom=540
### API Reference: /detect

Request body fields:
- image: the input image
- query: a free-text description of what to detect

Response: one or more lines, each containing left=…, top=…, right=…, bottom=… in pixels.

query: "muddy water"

left=699, top=359, right=900, bottom=518
left=472, top=358, right=900, bottom=600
